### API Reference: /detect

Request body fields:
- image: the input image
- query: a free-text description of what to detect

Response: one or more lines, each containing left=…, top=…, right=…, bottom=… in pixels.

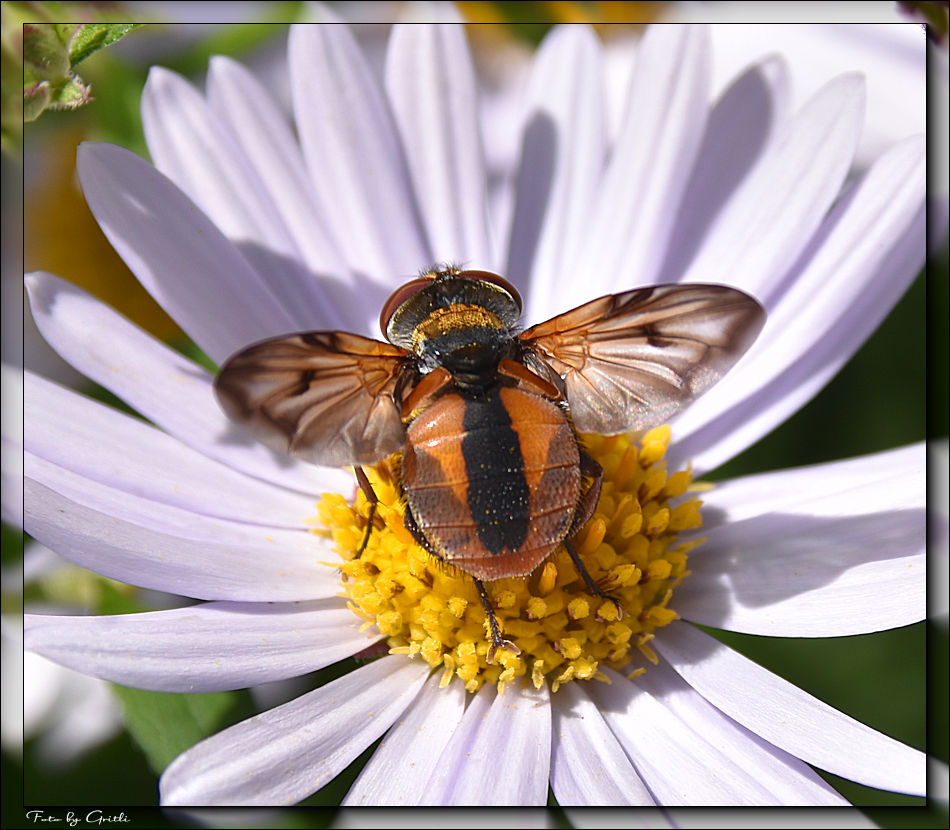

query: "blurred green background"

left=3, top=2, right=947, bottom=828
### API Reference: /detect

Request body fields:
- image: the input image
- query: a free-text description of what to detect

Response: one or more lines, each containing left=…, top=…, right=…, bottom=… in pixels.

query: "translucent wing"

left=520, top=284, right=766, bottom=434
left=214, top=331, right=411, bottom=467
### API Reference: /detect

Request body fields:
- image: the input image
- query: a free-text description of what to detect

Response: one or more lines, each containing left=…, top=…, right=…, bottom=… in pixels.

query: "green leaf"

left=111, top=684, right=239, bottom=774
left=67, top=23, right=142, bottom=66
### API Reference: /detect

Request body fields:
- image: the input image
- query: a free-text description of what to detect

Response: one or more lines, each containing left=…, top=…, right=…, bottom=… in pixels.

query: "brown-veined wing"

left=214, top=331, right=412, bottom=467
left=520, top=284, right=766, bottom=435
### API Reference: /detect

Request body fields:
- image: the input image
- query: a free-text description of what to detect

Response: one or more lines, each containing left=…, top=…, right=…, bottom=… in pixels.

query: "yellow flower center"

left=313, top=425, right=705, bottom=694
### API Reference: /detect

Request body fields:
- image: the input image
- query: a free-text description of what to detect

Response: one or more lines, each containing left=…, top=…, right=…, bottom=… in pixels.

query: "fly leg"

left=563, top=538, right=623, bottom=620
left=354, top=466, right=379, bottom=559
left=473, top=578, right=521, bottom=665
left=403, top=504, right=519, bottom=665
left=564, top=451, right=624, bottom=620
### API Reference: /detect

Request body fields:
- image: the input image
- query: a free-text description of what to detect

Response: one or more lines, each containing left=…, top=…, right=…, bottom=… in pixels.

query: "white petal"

left=289, top=23, right=430, bottom=288
left=24, top=599, right=373, bottom=692
left=697, top=443, right=924, bottom=524
left=549, top=681, right=655, bottom=806
left=479, top=45, right=532, bottom=272
left=588, top=667, right=783, bottom=805
left=15, top=626, right=124, bottom=765
left=25, top=371, right=316, bottom=528
left=24, top=475, right=339, bottom=602
left=655, top=621, right=926, bottom=796
left=26, top=448, right=317, bottom=548
left=506, top=24, right=606, bottom=323
left=25, top=272, right=347, bottom=496
left=670, top=135, right=925, bottom=473
left=343, top=672, right=467, bottom=805
left=679, top=73, right=865, bottom=299
left=1, top=363, right=23, bottom=526
left=422, top=681, right=551, bottom=806
left=931, top=439, right=949, bottom=621
left=635, top=658, right=847, bottom=805
left=767, top=132, right=926, bottom=352
left=688, top=22, right=927, bottom=174
left=654, top=55, right=789, bottom=285
left=567, top=24, right=710, bottom=306
left=142, top=66, right=329, bottom=322
left=76, top=142, right=300, bottom=364
left=160, top=655, right=429, bottom=806
left=676, top=444, right=926, bottom=636
left=386, top=23, right=493, bottom=269
left=205, top=56, right=359, bottom=332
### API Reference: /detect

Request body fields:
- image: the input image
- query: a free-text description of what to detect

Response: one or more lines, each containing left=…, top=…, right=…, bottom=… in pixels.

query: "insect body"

left=214, top=267, right=766, bottom=660
left=402, top=383, right=582, bottom=582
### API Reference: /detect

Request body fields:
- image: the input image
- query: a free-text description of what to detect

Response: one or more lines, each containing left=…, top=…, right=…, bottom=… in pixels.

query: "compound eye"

left=459, top=270, right=523, bottom=313
left=379, top=277, right=433, bottom=337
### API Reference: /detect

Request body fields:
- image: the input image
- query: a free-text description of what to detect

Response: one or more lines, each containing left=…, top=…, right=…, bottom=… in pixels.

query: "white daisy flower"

left=18, top=22, right=927, bottom=807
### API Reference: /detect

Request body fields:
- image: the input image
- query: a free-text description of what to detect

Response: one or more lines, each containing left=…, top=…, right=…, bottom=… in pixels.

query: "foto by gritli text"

left=25, top=811, right=132, bottom=827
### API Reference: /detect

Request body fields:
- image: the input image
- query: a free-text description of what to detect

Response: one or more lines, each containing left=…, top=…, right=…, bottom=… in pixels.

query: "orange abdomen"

left=402, top=386, right=581, bottom=580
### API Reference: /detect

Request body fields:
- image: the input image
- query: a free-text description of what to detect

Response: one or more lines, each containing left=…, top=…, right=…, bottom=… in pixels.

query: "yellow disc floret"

left=313, top=425, right=704, bottom=694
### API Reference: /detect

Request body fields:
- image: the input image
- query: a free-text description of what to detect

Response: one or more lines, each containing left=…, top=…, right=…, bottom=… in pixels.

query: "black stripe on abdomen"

left=461, top=390, right=531, bottom=554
